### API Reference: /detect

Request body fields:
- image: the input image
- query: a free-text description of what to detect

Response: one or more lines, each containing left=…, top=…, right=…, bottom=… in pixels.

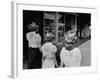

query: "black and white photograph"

left=11, top=2, right=97, bottom=78
left=23, top=10, right=91, bottom=69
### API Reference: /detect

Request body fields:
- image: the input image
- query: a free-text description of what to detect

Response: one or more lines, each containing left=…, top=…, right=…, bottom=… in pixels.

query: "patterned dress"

left=41, top=42, right=57, bottom=68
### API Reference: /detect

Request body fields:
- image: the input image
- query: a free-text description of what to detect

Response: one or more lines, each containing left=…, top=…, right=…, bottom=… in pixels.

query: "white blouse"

left=41, top=42, right=57, bottom=58
left=60, top=47, right=81, bottom=67
left=26, top=32, right=41, bottom=48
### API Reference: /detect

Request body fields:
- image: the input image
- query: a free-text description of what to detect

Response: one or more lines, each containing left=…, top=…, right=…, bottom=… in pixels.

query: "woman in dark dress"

left=26, top=22, right=42, bottom=69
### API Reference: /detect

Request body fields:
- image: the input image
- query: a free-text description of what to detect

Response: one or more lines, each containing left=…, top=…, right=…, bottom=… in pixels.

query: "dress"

left=60, top=47, right=81, bottom=67
left=41, top=42, right=57, bottom=68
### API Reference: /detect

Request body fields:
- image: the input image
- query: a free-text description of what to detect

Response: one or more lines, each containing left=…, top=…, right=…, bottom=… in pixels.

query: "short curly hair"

left=63, top=30, right=78, bottom=50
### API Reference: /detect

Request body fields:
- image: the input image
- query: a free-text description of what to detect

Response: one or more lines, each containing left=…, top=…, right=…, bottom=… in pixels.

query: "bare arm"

left=52, top=53, right=58, bottom=67
left=59, top=48, right=64, bottom=68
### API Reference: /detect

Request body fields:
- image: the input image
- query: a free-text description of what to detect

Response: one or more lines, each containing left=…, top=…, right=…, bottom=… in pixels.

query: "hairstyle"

left=63, top=30, right=78, bottom=51
left=27, top=22, right=38, bottom=32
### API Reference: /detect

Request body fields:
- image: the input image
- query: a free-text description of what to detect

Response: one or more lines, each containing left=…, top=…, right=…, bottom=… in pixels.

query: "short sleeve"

left=52, top=46, right=57, bottom=53
left=36, top=34, right=41, bottom=43
left=41, top=43, right=50, bottom=56
left=26, top=32, right=36, bottom=41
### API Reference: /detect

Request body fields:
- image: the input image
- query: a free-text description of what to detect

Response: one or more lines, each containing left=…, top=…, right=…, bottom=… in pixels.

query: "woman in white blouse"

left=26, top=22, right=42, bottom=69
left=60, top=45, right=81, bottom=67
left=41, top=41, right=58, bottom=68
left=60, top=30, right=81, bottom=67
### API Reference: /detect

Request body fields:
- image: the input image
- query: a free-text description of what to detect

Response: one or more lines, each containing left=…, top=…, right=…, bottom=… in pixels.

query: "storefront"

left=43, top=12, right=78, bottom=44
left=23, top=10, right=91, bottom=58
left=23, top=10, right=91, bottom=68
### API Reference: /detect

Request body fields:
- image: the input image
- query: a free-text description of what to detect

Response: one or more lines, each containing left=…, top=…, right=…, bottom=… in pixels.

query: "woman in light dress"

left=41, top=40, right=58, bottom=68
left=60, top=30, right=81, bottom=67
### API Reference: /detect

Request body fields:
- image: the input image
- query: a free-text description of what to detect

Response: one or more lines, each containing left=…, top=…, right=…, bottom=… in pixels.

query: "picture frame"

left=11, top=1, right=97, bottom=78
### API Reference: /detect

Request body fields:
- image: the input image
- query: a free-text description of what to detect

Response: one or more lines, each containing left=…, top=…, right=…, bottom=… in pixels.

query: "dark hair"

left=65, top=24, right=72, bottom=32
left=64, top=36, right=78, bottom=51
left=65, top=44, right=74, bottom=51
left=45, top=37, right=52, bottom=43
left=27, top=22, right=38, bottom=32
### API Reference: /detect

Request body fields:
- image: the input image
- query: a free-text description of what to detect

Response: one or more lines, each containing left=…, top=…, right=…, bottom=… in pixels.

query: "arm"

left=37, top=34, right=42, bottom=50
left=38, top=40, right=41, bottom=51
left=52, top=53, right=58, bottom=67
left=59, top=47, right=64, bottom=68
left=39, top=44, right=42, bottom=51
left=26, top=33, right=30, bottom=41
left=53, top=46, right=58, bottom=67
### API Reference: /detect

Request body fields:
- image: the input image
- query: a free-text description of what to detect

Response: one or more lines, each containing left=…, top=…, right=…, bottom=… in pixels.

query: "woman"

left=26, top=22, right=42, bottom=69
left=60, top=30, right=81, bottom=67
left=41, top=39, right=58, bottom=68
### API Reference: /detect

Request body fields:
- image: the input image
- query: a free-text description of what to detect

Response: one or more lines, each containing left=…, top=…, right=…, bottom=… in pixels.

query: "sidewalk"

left=78, top=40, right=91, bottom=66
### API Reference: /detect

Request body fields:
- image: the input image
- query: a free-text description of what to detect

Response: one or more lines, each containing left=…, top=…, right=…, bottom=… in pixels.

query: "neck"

left=65, top=46, right=74, bottom=51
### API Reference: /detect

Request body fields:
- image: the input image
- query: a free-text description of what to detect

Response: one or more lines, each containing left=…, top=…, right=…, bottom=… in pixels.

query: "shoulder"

left=36, top=34, right=41, bottom=37
left=35, top=34, right=41, bottom=41
left=71, top=48, right=81, bottom=56
left=51, top=43, right=57, bottom=52
left=60, top=47, right=69, bottom=55
left=61, top=47, right=66, bottom=52
left=41, top=42, right=57, bottom=52
left=26, top=32, right=36, bottom=37
left=49, top=43, right=57, bottom=49
left=73, top=48, right=81, bottom=53
left=60, top=47, right=69, bottom=59
left=26, top=32, right=36, bottom=35
left=42, top=42, right=51, bottom=46
left=41, top=43, right=51, bottom=54
left=44, top=42, right=53, bottom=47
left=41, top=43, right=49, bottom=50
left=26, top=32, right=35, bottom=40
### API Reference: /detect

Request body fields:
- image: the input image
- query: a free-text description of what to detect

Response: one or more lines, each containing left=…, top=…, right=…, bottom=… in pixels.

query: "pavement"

left=78, top=40, right=91, bottom=66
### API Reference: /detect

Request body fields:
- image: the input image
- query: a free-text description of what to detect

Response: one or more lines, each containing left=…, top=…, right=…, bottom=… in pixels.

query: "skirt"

left=42, top=59, right=55, bottom=68
left=28, top=48, right=42, bottom=69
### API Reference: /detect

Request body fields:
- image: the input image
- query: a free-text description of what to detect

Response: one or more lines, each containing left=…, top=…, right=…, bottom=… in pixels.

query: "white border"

left=11, top=1, right=97, bottom=78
